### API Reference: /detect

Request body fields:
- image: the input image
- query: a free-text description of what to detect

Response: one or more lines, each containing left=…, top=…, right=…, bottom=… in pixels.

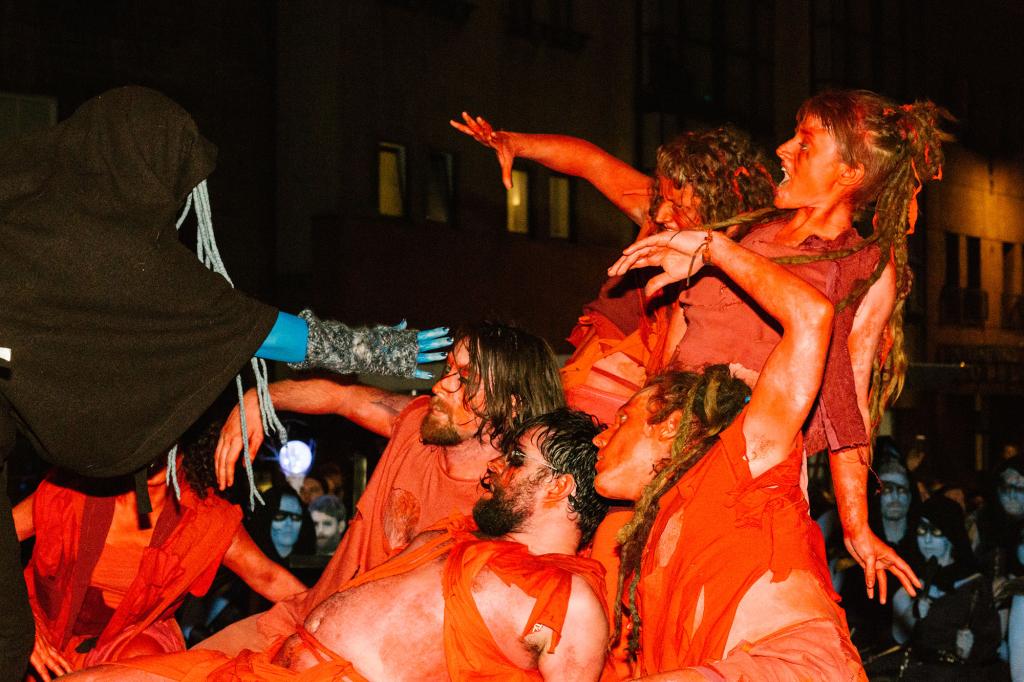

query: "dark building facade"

left=5, top=0, right=1024, bottom=476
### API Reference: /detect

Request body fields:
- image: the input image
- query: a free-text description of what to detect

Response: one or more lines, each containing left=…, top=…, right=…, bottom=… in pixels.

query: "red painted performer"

left=453, top=89, right=951, bottom=601
left=595, top=226, right=865, bottom=679
left=66, top=409, right=610, bottom=681
left=451, top=114, right=775, bottom=425
left=203, top=322, right=566, bottom=652
left=12, top=424, right=305, bottom=681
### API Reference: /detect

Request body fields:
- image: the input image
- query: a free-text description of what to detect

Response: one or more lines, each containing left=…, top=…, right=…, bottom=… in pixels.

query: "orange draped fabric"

left=262, top=396, right=483, bottom=640
left=636, top=410, right=863, bottom=678
left=588, top=508, right=634, bottom=681
left=693, top=618, right=867, bottom=681
left=26, top=473, right=241, bottom=670
left=99, top=517, right=606, bottom=682
left=101, top=635, right=369, bottom=682
left=441, top=523, right=608, bottom=681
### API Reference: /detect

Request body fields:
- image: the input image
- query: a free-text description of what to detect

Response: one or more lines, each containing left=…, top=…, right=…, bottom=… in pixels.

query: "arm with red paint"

left=610, top=229, right=833, bottom=476
left=451, top=112, right=652, bottom=226
left=215, top=380, right=414, bottom=489
left=222, top=526, right=305, bottom=603
left=833, top=262, right=920, bottom=600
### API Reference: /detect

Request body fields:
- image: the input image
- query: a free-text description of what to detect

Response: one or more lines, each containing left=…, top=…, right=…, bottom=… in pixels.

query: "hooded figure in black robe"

left=0, top=86, right=428, bottom=677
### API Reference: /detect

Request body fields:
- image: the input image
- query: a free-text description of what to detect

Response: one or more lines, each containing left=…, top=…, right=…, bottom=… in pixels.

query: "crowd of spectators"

left=810, top=437, right=1024, bottom=680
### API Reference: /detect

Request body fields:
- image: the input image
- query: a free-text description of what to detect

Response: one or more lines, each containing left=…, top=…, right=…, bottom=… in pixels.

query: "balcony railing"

left=939, top=286, right=988, bottom=328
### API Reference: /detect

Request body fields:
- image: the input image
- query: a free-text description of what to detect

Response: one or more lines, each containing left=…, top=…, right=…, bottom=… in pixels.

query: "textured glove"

left=287, top=309, right=419, bottom=378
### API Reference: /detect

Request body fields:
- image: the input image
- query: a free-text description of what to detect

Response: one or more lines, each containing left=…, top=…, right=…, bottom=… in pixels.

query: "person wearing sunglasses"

left=888, top=495, right=1005, bottom=679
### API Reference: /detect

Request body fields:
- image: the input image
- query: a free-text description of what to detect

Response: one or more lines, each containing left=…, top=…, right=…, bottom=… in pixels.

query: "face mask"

left=271, top=496, right=303, bottom=553
left=879, top=472, right=911, bottom=521
left=917, top=518, right=953, bottom=566
left=998, top=469, right=1024, bottom=519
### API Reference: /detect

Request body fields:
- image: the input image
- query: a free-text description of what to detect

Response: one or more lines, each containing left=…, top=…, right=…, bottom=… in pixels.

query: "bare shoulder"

left=564, top=573, right=608, bottom=635
left=532, top=573, right=608, bottom=681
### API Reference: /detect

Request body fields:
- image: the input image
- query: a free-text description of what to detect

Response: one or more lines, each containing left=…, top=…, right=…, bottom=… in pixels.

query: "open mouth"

left=778, top=166, right=791, bottom=186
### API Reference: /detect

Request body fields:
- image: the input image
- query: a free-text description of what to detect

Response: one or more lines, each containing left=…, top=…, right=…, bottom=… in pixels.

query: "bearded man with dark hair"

left=68, top=409, right=610, bottom=682
left=208, top=321, right=565, bottom=652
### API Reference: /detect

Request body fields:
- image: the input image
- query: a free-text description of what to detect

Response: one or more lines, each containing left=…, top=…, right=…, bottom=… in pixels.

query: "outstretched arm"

left=610, top=229, right=833, bottom=476
left=215, top=380, right=415, bottom=489
left=451, top=112, right=652, bottom=226
left=256, top=312, right=450, bottom=381
left=833, top=263, right=920, bottom=600
left=223, top=526, right=306, bottom=603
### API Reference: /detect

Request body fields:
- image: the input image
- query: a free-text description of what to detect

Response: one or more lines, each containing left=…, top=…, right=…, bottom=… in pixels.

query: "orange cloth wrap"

left=98, top=517, right=606, bottom=682
left=26, top=473, right=242, bottom=669
left=636, top=411, right=864, bottom=678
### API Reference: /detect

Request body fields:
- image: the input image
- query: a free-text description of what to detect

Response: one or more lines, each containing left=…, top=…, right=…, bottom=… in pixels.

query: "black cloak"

left=0, top=86, right=277, bottom=477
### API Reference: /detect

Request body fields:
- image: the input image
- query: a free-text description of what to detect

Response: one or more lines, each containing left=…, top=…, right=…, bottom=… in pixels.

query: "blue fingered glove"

left=394, top=320, right=452, bottom=380
left=288, top=310, right=451, bottom=379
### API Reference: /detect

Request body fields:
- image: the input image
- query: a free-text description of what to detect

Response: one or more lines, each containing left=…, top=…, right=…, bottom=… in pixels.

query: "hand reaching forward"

left=844, top=524, right=921, bottom=603
left=216, top=387, right=264, bottom=490
left=450, top=112, right=518, bottom=189
left=608, top=229, right=711, bottom=297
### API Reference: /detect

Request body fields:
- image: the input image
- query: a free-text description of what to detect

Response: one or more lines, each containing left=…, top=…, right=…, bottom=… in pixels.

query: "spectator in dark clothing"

left=884, top=496, right=1007, bottom=681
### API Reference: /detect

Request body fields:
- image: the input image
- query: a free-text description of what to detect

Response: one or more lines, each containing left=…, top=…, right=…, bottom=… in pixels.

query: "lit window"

left=549, top=176, right=571, bottom=238
left=378, top=142, right=406, bottom=217
left=426, top=151, right=454, bottom=223
left=506, top=169, right=529, bottom=234
left=0, top=92, right=57, bottom=142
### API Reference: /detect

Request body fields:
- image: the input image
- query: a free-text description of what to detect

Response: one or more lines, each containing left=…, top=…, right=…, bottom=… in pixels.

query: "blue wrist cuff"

left=256, top=311, right=309, bottom=363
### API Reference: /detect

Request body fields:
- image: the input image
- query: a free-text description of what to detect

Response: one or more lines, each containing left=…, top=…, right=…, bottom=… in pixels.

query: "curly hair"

left=456, top=321, right=566, bottom=452
left=501, top=408, right=608, bottom=550
left=680, top=92, right=952, bottom=439
left=177, top=420, right=222, bottom=498
left=651, top=125, right=776, bottom=226
left=613, top=366, right=751, bottom=658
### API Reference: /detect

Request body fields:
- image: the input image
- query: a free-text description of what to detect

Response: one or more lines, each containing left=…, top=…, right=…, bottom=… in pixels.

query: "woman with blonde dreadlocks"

left=657, top=90, right=951, bottom=605
left=454, top=96, right=950, bottom=605
left=594, top=226, right=866, bottom=679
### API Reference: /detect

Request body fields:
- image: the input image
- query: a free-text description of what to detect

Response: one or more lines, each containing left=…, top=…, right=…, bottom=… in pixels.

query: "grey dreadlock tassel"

left=174, top=180, right=287, bottom=509
left=166, top=444, right=181, bottom=500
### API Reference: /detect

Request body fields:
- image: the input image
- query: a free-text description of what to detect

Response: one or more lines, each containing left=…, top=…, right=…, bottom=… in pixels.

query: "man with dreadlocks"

left=596, top=227, right=865, bottom=679
left=12, top=422, right=306, bottom=680
left=67, top=409, right=611, bottom=681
